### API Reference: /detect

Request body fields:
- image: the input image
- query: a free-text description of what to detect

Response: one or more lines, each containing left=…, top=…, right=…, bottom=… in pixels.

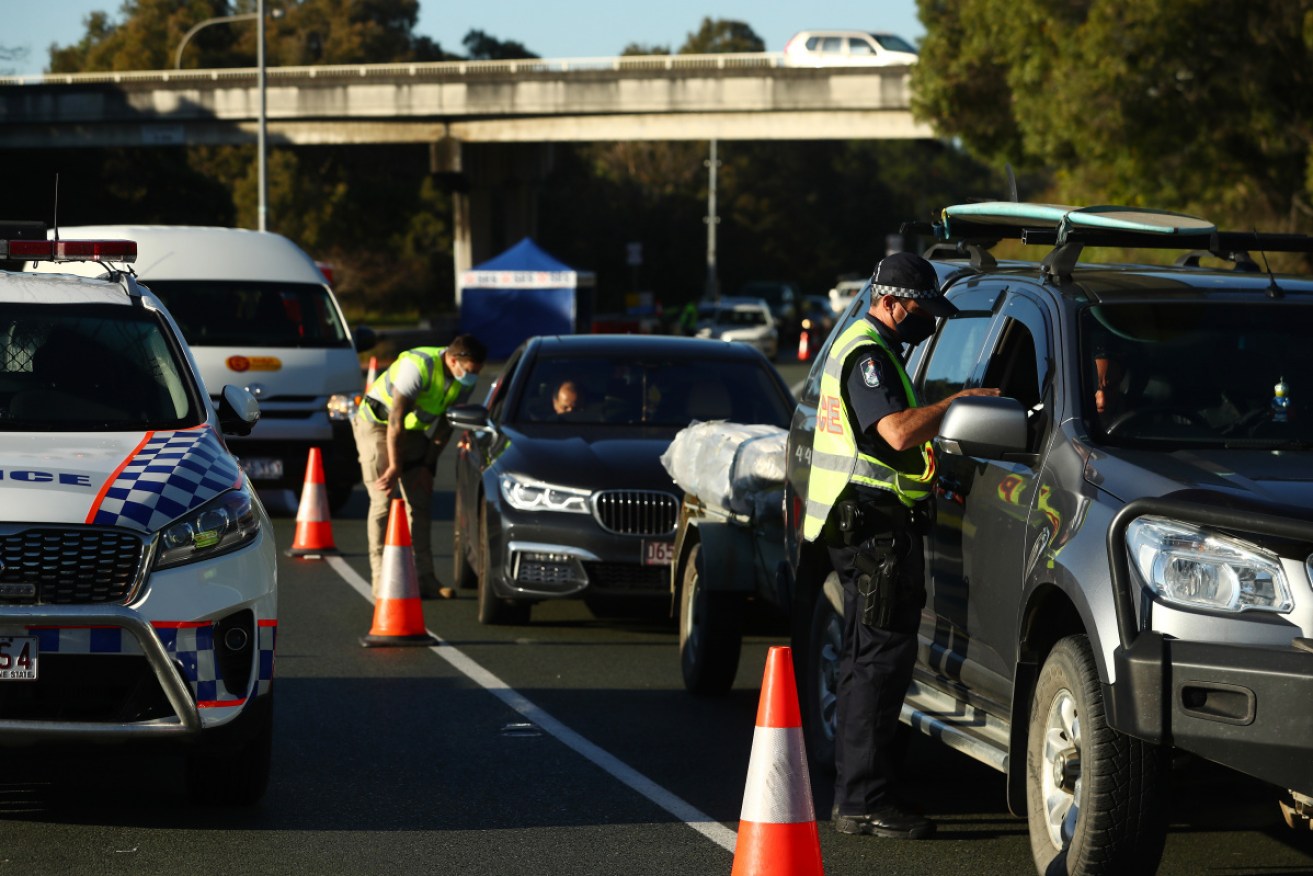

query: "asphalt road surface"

left=2, top=360, right=1312, bottom=875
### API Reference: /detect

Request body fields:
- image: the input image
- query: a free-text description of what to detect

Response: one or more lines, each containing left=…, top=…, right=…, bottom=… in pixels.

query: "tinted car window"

left=0, top=303, right=197, bottom=430
left=699, top=305, right=768, bottom=327
left=1082, top=301, right=1312, bottom=446
left=146, top=280, right=350, bottom=348
left=874, top=34, right=917, bottom=53
left=513, top=355, right=792, bottom=428
left=920, top=313, right=993, bottom=404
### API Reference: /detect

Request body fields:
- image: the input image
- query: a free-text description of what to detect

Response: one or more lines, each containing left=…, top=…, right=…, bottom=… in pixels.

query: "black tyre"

left=186, top=696, right=273, bottom=807
left=452, top=494, right=477, bottom=590
left=678, top=543, right=744, bottom=695
left=476, top=502, right=529, bottom=625
left=797, top=573, right=842, bottom=773
left=1026, top=635, right=1167, bottom=876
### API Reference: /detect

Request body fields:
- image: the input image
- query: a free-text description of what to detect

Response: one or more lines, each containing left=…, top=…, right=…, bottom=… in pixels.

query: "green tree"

left=680, top=17, right=765, bottom=54
left=461, top=29, right=539, bottom=60
left=913, top=0, right=1313, bottom=230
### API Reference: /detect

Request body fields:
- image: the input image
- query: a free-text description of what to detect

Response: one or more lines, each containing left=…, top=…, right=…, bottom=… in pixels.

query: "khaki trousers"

left=352, top=412, right=438, bottom=596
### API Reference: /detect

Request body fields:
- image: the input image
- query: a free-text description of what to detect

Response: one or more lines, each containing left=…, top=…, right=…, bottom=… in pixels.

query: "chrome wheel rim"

left=1040, top=687, right=1083, bottom=849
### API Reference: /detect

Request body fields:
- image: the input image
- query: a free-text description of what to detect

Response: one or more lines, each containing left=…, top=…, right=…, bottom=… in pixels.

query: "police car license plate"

left=643, top=541, right=674, bottom=566
left=0, top=636, right=37, bottom=681
left=239, top=457, right=284, bottom=480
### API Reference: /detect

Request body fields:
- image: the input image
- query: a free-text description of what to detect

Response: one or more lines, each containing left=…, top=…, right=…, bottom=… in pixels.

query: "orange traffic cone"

left=731, top=646, right=824, bottom=876
left=796, top=329, right=810, bottom=362
left=364, top=355, right=378, bottom=391
left=286, top=447, right=337, bottom=558
left=360, top=499, right=437, bottom=648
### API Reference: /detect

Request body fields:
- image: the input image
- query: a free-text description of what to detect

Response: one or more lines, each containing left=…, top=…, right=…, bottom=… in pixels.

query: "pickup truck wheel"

left=799, top=574, right=842, bottom=773
left=678, top=544, right=744, bottom=694
left=1027, top=635, right=1167, bottom=875
left=477, top=502, right=530, bottom=625
left=186, top=696, right=273, bottom=807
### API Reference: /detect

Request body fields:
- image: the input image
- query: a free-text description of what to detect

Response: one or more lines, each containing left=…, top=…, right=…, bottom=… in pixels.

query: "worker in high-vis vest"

left=354, top=334, right=487, bottom=598
left=806, top=252, right=998, bottom=840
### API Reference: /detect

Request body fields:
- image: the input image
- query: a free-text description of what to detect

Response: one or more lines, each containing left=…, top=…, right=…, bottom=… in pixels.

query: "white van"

left=28, top=226, right=374, bottom=511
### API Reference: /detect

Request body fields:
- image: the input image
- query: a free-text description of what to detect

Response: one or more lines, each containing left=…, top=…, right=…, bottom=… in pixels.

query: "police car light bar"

left=0, top=239, right=137, bottom=263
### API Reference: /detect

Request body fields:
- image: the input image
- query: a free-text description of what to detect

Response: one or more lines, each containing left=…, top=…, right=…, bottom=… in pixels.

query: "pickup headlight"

left=327, top=393, right=356, bottom=420
left=1126, top=516, right=1292, bottom=613
left=499, top=473, right=591, bottom=514
left=155, top=488, right=261, bottom=570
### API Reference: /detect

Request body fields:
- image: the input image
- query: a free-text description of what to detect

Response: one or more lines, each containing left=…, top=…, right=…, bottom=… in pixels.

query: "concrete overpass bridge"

left=0, top=53, right=933, bottom=274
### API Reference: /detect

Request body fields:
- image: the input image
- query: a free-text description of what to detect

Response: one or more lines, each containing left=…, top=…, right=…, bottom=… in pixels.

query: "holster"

left=854, top=538, right=899, bottom=630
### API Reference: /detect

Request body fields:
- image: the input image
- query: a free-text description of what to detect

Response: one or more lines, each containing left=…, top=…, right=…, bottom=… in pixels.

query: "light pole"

left=174, top=3, right=275, bottom=232
left=704, top=139, right=720, bottom=302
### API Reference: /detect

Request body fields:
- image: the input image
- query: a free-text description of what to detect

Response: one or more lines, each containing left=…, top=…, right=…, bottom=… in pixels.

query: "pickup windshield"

left=1082, top=301, right=1312, bottom=448
left=0, top=303, right=199, bottom=431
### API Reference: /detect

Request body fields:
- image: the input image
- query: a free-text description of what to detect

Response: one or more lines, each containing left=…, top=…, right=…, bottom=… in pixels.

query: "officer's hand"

left=374, top=465, right=399, bottom=494
left=954, top=387, right=1001, bottom=400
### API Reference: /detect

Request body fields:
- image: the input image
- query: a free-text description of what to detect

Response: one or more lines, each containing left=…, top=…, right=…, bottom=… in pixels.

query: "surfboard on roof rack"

left=940, top=201, right=1215, bottom=237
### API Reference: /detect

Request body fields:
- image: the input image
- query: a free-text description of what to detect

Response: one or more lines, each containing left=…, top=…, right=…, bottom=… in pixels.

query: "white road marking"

left=325, top=554, right=739, bottom=852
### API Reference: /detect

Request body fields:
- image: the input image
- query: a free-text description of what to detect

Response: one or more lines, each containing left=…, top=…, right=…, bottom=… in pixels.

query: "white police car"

left=0, top=223, right=277, bottom=805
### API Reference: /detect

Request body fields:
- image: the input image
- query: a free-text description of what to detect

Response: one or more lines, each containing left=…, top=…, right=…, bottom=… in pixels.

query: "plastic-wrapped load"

left=660, top=421, right=788, bottom=518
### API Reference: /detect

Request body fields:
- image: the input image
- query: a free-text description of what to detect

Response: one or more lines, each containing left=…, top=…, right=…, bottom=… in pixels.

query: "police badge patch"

left=860, top=356, right=881, bottom=387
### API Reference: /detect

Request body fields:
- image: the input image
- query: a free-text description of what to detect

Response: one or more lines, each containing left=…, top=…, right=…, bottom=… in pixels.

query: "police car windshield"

left=0, top=304, right=199, bottom=431
left=512, top=354, right=793, bottom=427
left=1081, top=301, right=1313, bottom=448
left=144, top=280, right=351, bottom=348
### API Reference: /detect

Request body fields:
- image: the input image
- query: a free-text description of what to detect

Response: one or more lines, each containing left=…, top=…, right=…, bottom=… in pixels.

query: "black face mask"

left=895, top=307, right=937, bottom=347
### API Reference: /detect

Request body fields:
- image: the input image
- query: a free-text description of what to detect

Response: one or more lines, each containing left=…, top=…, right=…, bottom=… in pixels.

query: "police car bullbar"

left=0, top=223, right=277, bottom=805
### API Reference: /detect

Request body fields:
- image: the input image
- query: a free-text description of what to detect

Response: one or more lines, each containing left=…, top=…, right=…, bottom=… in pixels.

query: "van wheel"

left=678, top=544, right=743, bottom=694
left=798, top=573, right=842, bottom=773
left=1027, top=635, right=1167, bottom=875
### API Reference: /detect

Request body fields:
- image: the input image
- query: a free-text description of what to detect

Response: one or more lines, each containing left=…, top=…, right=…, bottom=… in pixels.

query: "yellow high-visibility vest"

left=802, top=320, right=936, bottom=542
left=362, top=346, right=462, bottom=433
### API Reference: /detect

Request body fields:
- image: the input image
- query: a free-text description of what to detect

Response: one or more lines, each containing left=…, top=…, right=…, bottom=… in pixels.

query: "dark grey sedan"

left=448, top=334, right=794, bottom=625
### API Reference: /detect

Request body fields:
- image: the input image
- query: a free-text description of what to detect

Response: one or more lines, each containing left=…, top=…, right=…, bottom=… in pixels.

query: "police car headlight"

left=155, top=488, right=260, bottom=570
left=499, top=473, right=591, bottom=514
left=327, top=393, right=356, bottom=421
left=1126, top=516, right=1292, bottom=614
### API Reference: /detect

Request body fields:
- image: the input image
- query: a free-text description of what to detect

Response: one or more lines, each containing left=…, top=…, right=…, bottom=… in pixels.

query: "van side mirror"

left=218, top=384, right=261, bottom=437
left=353, top=325, right=376, bottom=353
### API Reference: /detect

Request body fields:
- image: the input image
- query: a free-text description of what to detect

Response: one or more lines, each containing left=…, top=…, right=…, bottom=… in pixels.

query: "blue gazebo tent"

left=458, top=238, right=596, bottom=359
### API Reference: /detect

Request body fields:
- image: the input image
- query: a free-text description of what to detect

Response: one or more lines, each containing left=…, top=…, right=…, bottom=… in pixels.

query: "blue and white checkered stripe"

left=91, top=429, right=242, bottom=533
left=32, top=618, right=277, bottom=706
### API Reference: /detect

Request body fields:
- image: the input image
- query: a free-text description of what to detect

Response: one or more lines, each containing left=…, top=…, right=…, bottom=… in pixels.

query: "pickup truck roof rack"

left=908, top=202, right=1313, bottom=281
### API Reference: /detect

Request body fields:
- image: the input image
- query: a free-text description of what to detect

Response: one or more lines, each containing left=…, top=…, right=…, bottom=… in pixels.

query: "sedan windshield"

left=1082, top=301, right=1312, bottom=448
left=0, top=303, right=199, bottom=430
left=145, top=280, right=350, bottom=348
left=513, top=355, right=792, bottom=427
left=698, top=306, right=768, bottom=327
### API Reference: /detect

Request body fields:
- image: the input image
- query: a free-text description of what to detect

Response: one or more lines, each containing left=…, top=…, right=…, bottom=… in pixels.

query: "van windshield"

left=145, top=280, right=351, bottom=348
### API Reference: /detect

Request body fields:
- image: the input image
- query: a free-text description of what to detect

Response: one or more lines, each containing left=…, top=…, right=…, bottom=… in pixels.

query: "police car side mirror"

left=219, top=384, right=261, bottom=437
left=446, top=403, right=493, bottom=433
left=353, top=325, right=377, bottom=353
left=937, top=396, right=1030, bottom=462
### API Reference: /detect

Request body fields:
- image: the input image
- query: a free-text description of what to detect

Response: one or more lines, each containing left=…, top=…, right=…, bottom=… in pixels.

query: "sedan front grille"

left=592, top=490, right=678, bottom=536
left=0, top=528, right=147, bottom=605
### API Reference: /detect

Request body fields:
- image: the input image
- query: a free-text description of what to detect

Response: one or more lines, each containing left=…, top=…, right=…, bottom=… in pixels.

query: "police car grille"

left=592, top=491, right=678, bottom=536
left=0, top=529, right=145, bottom=605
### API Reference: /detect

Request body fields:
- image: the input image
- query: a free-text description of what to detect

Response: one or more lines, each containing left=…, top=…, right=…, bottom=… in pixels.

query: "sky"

left=4, top=0, right=924, bottom=76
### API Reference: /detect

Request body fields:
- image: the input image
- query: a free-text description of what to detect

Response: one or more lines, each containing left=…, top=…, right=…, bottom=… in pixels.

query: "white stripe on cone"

left=296, top=480, right=328, bottom=523
left=738, top=725, right=816, bottom=824
left=379, top=542, right=420, bottom=601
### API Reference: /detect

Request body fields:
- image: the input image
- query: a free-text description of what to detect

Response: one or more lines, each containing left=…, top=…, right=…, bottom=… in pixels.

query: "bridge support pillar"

left=432, top=139, right=554, bottom=310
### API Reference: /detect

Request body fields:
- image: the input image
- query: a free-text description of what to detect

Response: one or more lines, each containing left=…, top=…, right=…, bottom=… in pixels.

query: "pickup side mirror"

left=446, top=403, right=493, bottom=432
left=353, top=325, right=377, bottom=353
left=218, top=384, right=260, bottom=437
left=937, top=396, right=1028, bottom=460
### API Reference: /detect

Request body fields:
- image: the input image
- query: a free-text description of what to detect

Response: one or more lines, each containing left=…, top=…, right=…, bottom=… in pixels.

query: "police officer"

left=354, top=334, right=487, bottom=598
left=802, top=252, right=998, bottom=839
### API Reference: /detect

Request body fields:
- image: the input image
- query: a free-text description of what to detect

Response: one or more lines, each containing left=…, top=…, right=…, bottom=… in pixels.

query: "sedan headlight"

left=499, top=473, right=591, bottom=514
left=1126, top=516, right=1292, bottom=614
left=327, top=393, right=357, bottom=420
left=155, top=488, right=261, bottom=570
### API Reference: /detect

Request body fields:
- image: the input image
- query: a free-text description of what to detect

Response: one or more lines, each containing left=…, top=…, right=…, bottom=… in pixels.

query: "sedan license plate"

left=643, top=540, right=675, bottom=566
left=239, top=457, right=284, bottom=481
left=0, top=636, right=37, bottom=681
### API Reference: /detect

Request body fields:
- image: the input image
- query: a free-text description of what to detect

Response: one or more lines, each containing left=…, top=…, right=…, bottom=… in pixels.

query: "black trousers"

left=828, top=524, right=925, bottom=815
